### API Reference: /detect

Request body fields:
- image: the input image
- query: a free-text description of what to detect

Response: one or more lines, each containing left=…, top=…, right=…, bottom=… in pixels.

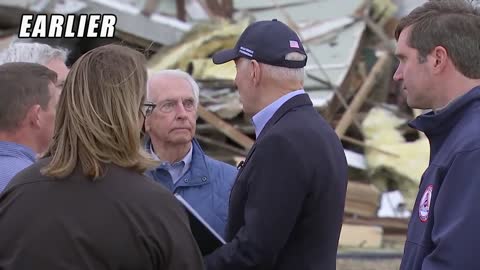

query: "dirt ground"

left=337, top=258, right=401, bottom=270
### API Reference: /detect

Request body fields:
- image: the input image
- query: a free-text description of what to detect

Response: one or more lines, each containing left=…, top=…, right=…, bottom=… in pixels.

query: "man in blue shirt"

left=144, top=70, right=236, bottom=238
left=0, top=63, right=59, bottom=192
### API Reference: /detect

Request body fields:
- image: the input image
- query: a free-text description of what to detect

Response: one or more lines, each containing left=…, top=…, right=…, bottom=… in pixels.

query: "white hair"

left=0, top=42, right=68, bottom=65
left=148, top=69, right=200, bottom=107
left=260, top=52, right=305, bottom=83
left=261, top=64, right=305, bottom=84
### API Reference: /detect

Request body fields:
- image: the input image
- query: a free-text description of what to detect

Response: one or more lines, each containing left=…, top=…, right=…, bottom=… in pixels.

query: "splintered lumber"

left=176, top=0, right=187, bottom=21
left=339, top=224, right=383, bottom=248
left=197, top=105, right=254, bottom=150
left=343, top=216, right=409, bottom=233
left=345, top=181, right=381, bottom=217
left=195, top=134, right=247, bottom=156
left=364, top=16, right=395, bottom=54
left=383, top=233, right=407, bottom=249
left=205, top=0, right=233, bottom=18
left=335, top=53, right=392, bottom=137
left=141, top=0, right=160, bottom=17
left=341, top=135, right=399, bottom=157
left=147, top=19, right=249, bottom=71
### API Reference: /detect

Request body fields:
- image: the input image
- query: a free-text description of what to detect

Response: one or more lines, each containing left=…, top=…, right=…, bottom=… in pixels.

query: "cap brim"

left=212, top=49, right=238, bottom=65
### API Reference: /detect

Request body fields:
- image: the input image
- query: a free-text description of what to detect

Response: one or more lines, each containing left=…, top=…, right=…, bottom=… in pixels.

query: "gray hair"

left=0, top=42, right=68, bottom=65
left=261, top=64, right=305, bottom=84
left=260, top=52, right=305, bottom=83
left=148, top=69, right=200, bottom=107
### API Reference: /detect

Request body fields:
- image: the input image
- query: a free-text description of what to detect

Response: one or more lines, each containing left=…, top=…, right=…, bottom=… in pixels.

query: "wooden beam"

left=363, top=16, right=395, bottom=54
left=335, top=53, right=392, bottom=137
left=195, top=134, right=248, bottom=156
left=341, top=135, right=399, bottom=158
left=204, top=0, right=233, bottom=18
left=197, top=105, right=254, bottom=150
left=141, top=0, right=160, bottom=17
left=176, top=0, right=187, bottom=22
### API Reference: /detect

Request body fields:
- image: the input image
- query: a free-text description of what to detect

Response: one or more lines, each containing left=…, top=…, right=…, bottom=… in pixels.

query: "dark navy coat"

left=205, top=94, right=348, bottom=270
left=401, top=86, right=480, bottom=270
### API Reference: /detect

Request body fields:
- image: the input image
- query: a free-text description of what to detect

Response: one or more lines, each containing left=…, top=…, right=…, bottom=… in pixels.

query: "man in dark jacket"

left=204, top=19, right=348, bottom=270
left=393, top=1, right=480, bottom=269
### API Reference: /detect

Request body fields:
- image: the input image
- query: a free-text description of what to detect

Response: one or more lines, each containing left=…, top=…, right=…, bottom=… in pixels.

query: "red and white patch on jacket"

left=419, top=184, right=433, bottom=223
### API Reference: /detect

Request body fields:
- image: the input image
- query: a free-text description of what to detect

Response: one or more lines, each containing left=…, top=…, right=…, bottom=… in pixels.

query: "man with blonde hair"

left=144, top=69, right=236, bottom=239
left=205, top=19, right=348, bottom=269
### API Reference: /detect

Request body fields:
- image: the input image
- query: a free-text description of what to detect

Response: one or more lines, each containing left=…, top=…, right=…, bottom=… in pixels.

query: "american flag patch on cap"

left=289, top=40, right=299, bottom=48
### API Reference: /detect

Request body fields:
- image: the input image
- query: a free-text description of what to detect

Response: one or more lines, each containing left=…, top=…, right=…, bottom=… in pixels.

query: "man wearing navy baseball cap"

left=204, top=19, right=348, bottom=270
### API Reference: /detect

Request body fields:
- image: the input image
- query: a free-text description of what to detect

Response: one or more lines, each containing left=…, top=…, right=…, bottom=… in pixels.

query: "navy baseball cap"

left=212, top=19, right=307, bottom=68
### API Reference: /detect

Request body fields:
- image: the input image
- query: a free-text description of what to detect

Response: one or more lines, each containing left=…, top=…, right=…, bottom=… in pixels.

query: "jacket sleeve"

left=422, top=149, right=480, bottom=269
left=204, top=134, right=310, bottom=270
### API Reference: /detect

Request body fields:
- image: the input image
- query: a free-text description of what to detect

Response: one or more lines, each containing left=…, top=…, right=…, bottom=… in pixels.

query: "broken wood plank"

left=195, top=134, right=248, bottom=156
left=343, top=216, right=409, bottom=232
left=339, top=224, right=383, bottom=248
left=335, top=53, right=392, bottom=137
left=345, top=181, right=381, bottom=217
left=341, top=135, right=400, bottom=158
left=204, top=0, right=233, bottom=18
left=141, top=0, right=159, bottom=17
left=363, top=15, right=395, bottom=54
left=176, top=0, right=186, bottom=21
left=197, top=105, right=254, bottom=150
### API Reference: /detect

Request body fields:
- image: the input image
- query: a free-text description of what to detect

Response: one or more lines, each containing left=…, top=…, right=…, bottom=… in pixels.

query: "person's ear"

left=25, top=104, right=42, bottom=129
left=250, top=59, right=262, bottom=86
left=144, top=115, right=151, bottom=133
left=431, top=46, right=448, bottom=74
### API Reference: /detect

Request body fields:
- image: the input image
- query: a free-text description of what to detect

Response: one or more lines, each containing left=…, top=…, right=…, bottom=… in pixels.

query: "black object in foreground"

left=174, top=194, right=226, bottom=255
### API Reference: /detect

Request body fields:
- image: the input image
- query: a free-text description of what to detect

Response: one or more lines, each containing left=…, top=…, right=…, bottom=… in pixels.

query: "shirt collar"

left=252, top=89, right=305, bottom=138
left=150, top=142, right=193, bottom=166
left=0, top=141, right=36, bottom=162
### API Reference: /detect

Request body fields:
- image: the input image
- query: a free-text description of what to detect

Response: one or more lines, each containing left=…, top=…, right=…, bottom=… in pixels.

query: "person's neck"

left=432, top=74, right=480, bottom=110
left=0, top=130, right=39, bottom=153
left=254, top=81, right=303, bottom=115
left=151, top=139, right=191, bottom=163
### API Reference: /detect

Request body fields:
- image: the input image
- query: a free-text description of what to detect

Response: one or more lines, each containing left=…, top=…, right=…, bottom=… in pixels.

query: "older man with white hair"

left=144, top=70, right=236, bottom=238
left=0, top=42, right=69, bottom=89
left=204, top=19, right=348, bottom=270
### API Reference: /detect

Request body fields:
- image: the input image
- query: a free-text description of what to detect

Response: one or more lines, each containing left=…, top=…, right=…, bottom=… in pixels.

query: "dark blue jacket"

left=145, top=139, right=236, bottom=238
left=205, top=94, right=348, bottom=270
left=400, top=86, right=480, bottom=270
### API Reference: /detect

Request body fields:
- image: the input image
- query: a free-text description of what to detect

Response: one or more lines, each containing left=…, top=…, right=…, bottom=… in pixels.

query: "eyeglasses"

left=140, top=102, right=157, bottom=118
left=156, top=98, right=196, bottom=113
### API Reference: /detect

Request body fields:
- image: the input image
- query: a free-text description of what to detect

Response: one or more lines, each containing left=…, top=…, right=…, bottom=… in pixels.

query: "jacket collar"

left=257, top=93, right=312, bottom=140
left=239, top=94, right=313, bottom=172
left=182, top=139, right=211, bottom=186
left=145, top=138, right=211, bottom=187
left=0, top=141, right=36, bottom=162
